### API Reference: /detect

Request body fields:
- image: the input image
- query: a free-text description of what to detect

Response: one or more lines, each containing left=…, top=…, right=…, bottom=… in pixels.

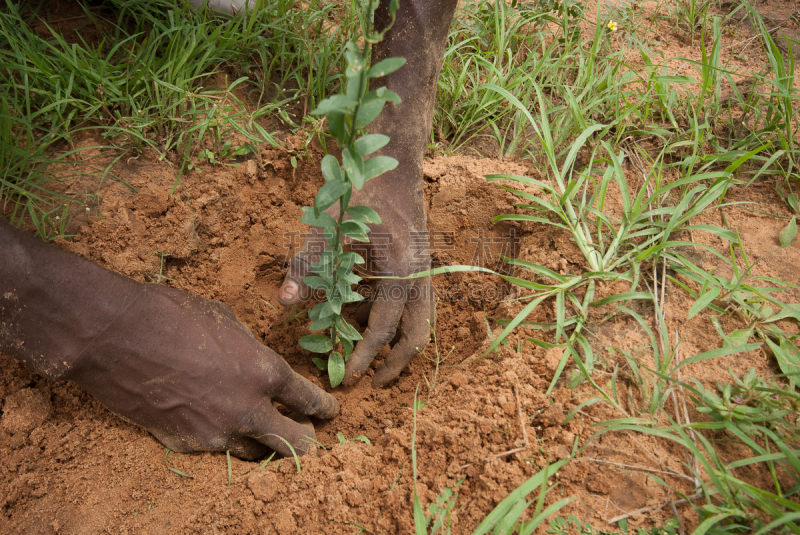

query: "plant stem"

left=327, top=3, right=374, bottom=361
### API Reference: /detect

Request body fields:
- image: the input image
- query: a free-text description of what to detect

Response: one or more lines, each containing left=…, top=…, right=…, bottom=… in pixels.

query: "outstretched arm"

left=0, top=220, right=338, bottom=459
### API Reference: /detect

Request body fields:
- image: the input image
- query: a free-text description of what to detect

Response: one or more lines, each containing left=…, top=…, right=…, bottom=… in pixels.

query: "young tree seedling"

left=298, top=0, right=405, bottom=387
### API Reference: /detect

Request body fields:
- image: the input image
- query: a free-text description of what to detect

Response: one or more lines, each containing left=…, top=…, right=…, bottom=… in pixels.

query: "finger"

left=245, top=400, right=318, bottom=456
left=278, top=229, right=327, bottom=306
left=270, top=371, right=340, bottom=420
left=372, top=279, right=434, bottom=388
left=226, top=436, right=268, bottom=461
left=343, top=280, right=406, bottom=386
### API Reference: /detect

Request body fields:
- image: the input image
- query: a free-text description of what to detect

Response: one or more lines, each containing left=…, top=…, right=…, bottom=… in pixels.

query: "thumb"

left=279, top=229, right=328, bottom=306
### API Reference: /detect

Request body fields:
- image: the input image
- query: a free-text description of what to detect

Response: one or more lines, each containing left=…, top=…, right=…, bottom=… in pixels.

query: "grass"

left=411, top=0, right=800, bottom=531
left=3, top=0, right=800, bottom=532
left=0, top=0, right=355, bottom=227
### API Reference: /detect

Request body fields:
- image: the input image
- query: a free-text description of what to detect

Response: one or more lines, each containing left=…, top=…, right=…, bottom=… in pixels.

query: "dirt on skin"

left=3, top=2, right=800, bottom=534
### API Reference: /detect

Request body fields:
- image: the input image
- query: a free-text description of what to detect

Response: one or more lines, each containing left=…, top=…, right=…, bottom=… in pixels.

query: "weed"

left=264, top=433, right=302, bottom=472
left=434, top=0, right=584, bottom=155
left=419, top=304, right=456, bottom=393
left=226, top=449, right=232, bottom=486
left=671, top=0, right=714, bottom=45
left=425, top=480, right=463, bottom=535
left=258, top=452, right=276, bottom=470
left=145, top=253, right=174, bottom=284
left=335, top=432, right=371, bottom=446
left=164, top=448, right=192, bottom=478
left=598, top=365, right=800, bottom=534
left=0, top=0, right=354, bottom=222
left=279, top=303, right=308, bottom=326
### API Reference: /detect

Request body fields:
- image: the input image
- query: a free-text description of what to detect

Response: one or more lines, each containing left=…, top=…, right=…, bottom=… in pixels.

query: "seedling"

left=196, top=140, right=254, bottom=166
left=164, top=448, right=192, bottom=478
left=335, top=432, right=371, bottom=446
left=145, top=253, right=174, bottom=284
left=297, top=0, right=405, bottom=387
left=280, top=304, right=308, bottom=326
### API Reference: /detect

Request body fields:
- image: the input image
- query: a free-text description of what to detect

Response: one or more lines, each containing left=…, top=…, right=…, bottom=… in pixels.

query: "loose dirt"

left=3, top=1, right=800, bottom=534
left=2, top=140, right=798, bottom=534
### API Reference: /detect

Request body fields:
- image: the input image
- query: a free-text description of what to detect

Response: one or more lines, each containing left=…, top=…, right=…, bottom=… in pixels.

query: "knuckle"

left=370, top=325, right=397, bottom=346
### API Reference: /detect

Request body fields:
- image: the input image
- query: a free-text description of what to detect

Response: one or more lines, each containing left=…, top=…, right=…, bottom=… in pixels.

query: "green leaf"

left=367, top=57, right=406, bottom=78
left=674, top=343, right=761, bottom=372
left=339, top=252, right=366, bottom=269
left=309, top=316, right=334, bottom=331
left=316, top=301, right=338, bottom=319
left=345, top=50, right=366, bottom=78
left=374, top=87, right=401, bottom=104
left=312, top=94, right=357, bottom=115
left=471, top=460, right=571, bottom=535
left=302, top=276, right=331, bottom=290
left=299, top=334, right=333, bottom=354
left=310, top=251, right=335, bottom=276
left=688, top=286, right=721, bottom=319
left=320, top=155, right=341, bottom=183
left=324, top=227, right=338, bottom=247
left=345, top=76, right=361, bottom=101
left=327, top=298, right=342, bottom=315
left=356, top=98, right=386, bottom=129
left=328, top=112, right=346, bottom=145
left=314, top=180, right=350, bottom=212
left=354, top=88, right=399, bottom=129
left=363, top=156, right=398, bottom=181
left=341, top=338, right=354, bottom=360
left=328, top=352, right=345, bottom=387
left=354, top=134, right=390, bottom=156
left=300, top=206, right=337, bottom=227
left=763, top=303, right=800, bottom=323
left=342, top=148, right=365, bottom=189
left=341, top=220, right=370, bottom=241
left=726, top=327, right=753, bottom=347
left=652, top=75, right=698, bottom=84
left=335, top=266, right=362, bottom=284
left=771, top=336, right=800, bottom=388
left=779, top=215, right=797, bottom=246
left=334, top=282, right=365, bottom=304
left=347, top=205, right=382, bottom=224
left=312, top=357, right=327, bottom=371
left=309, top=302, right=329, bottom=321
left=336, top=316, right=363, bottom=341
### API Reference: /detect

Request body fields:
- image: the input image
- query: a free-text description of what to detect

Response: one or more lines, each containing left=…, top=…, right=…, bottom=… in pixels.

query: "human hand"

left=68, top=284, right=340, bottom=459
left=278, top=189, right=434, bottom=388
left=0, top=221, right=338, bottom=460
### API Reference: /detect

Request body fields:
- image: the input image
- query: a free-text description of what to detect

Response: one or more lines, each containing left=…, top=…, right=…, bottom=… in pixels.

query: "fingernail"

left=279, top=280, right=298, bottom=302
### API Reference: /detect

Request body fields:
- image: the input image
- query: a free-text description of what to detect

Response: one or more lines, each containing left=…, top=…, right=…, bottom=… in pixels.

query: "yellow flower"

left=607, top=20, right=618, bottom=32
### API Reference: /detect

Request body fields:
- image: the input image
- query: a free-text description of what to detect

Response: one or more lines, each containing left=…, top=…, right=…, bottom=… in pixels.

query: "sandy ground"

left=2, top=0, right=800, bottom=533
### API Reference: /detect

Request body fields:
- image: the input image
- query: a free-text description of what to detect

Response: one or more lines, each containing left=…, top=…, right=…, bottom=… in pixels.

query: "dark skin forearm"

left=0, top=219, right=142, bottom=380
left=0, top=220, right=338, bottom=458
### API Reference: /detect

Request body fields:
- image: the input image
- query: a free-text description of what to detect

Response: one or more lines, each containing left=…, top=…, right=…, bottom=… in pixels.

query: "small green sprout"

left=298, top=0, right=405, bottom=387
